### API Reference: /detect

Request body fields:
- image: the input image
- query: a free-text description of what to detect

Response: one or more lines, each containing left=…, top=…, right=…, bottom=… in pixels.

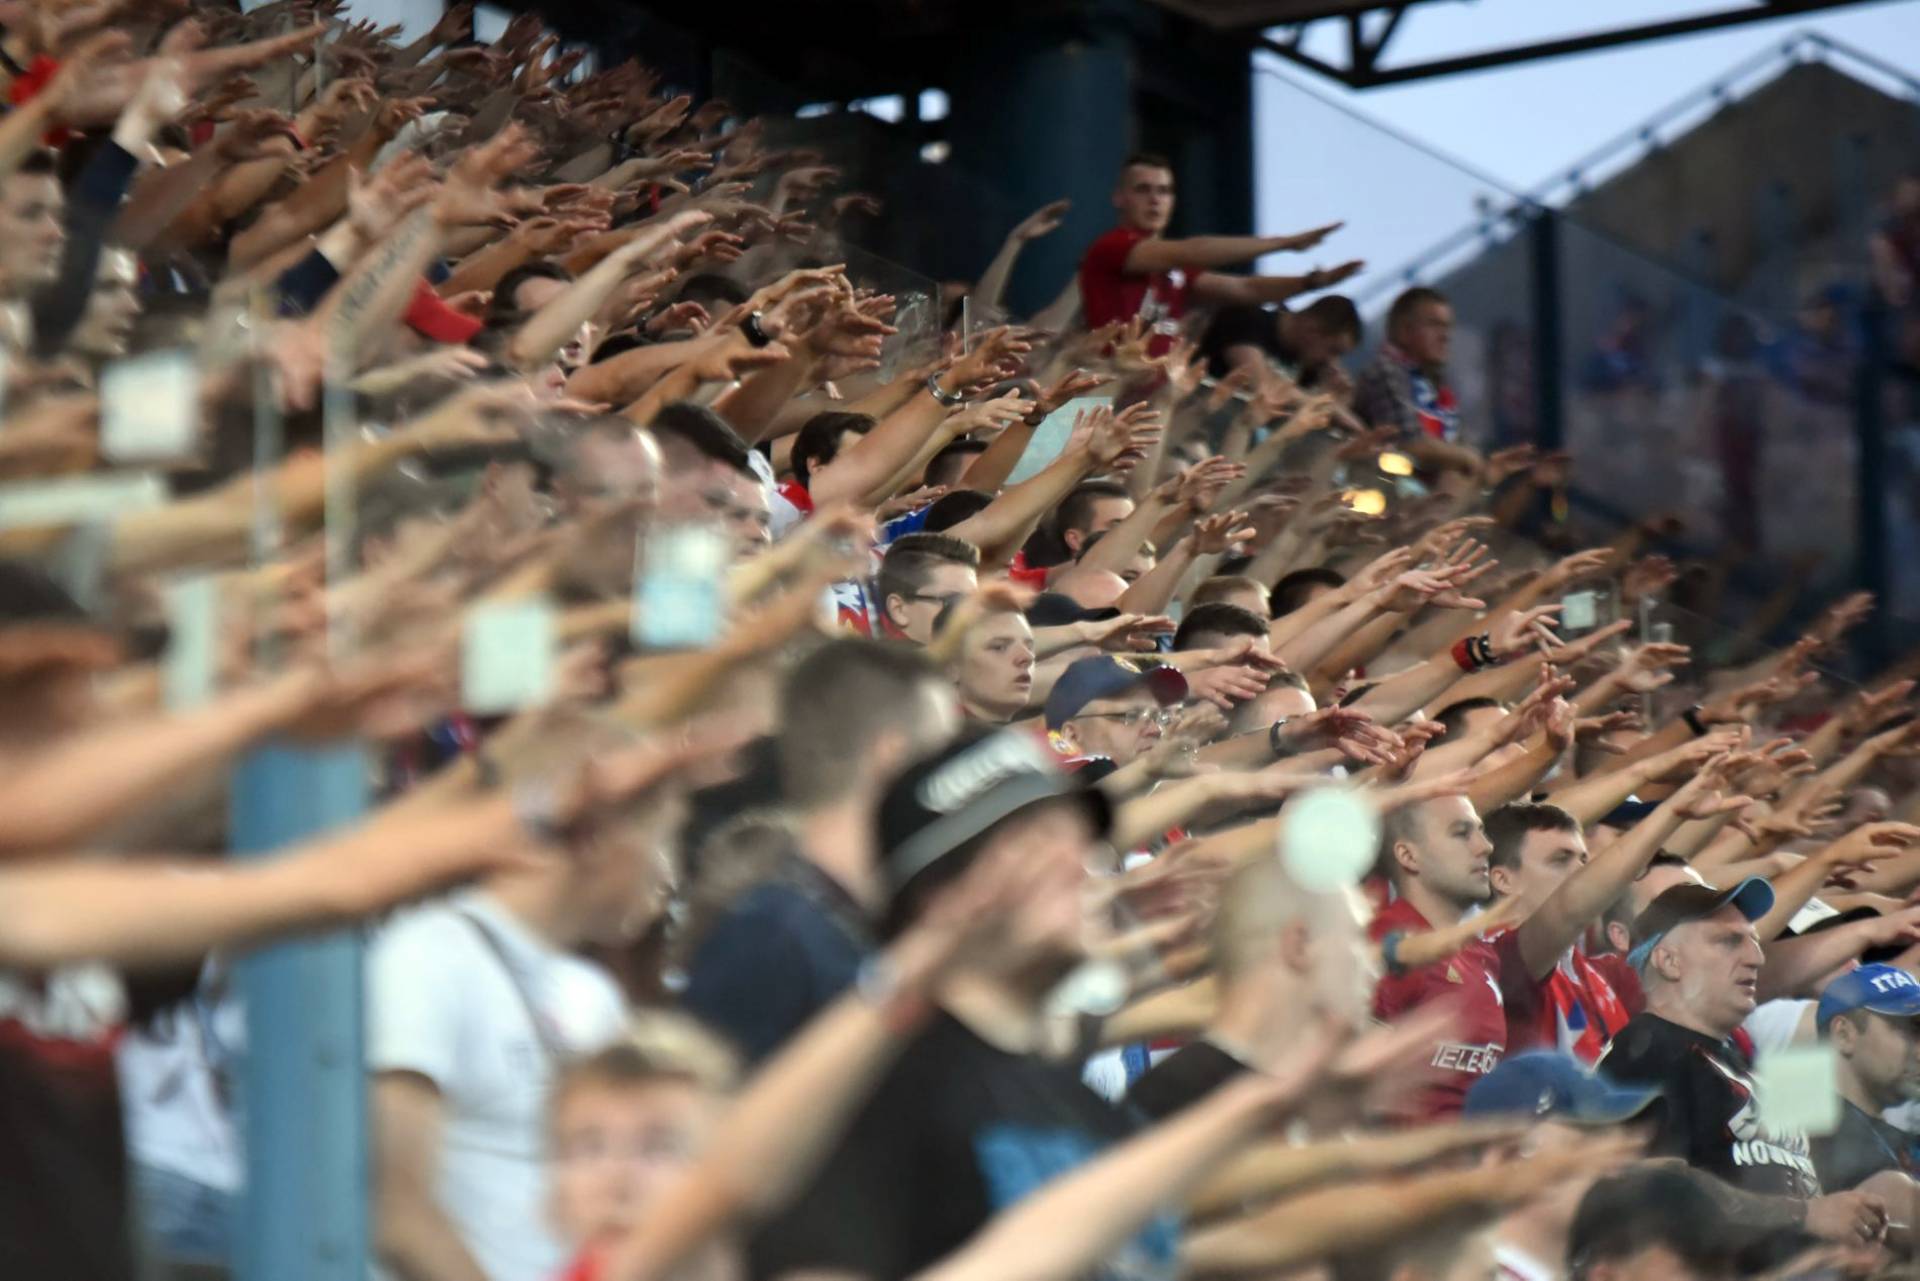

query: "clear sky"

left=1254, top=0, right=1920, bottom=298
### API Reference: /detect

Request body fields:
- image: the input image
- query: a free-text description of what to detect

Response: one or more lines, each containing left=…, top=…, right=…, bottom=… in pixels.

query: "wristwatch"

left=1268, top=717, right=1294, bottom=758
left=741, top=310, right=772, bottom=348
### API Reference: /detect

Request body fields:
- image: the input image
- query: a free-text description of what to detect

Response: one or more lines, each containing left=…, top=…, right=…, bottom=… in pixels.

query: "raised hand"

left=1487, top=604, right=1562, bottom=661
left=1010, top=198, right=1071, bottom=242
left=1183, top=510, right=1253, bottom=558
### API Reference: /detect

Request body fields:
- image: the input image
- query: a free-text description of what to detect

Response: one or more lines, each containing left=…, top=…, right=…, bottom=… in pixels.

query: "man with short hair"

left=1812, top=964, right=1920, bottom=1189
left=1369, top=795, right=1518, bottom=1119
left=1048, top=479, right=1135, bottom=566
left=1044, top=655, right=1189, bottom=769
left=0, top=150, right=67, bottom=300
left=1200, top=293, right=1363, bottom=386
left=1077, top=153, right=1358, bottom=351
left=682, top=638, right=958, bottom=1064
left=783, top=410, right=874, bottom=515
left=1270, top=566, right=1344, bottom=619
left=1599, top=881, right=1890, bottom=1241
left=647, top=401, right=773, bottom=556
left=1189, top=574, right=1271, bottom=619
left=1129, top=853, right=1373, bottom=1119
left=866, top=532, right=982, bottom=644
left=1172, top=602, right=1268, bottom=654
left=1354, top=285, right=1460, bottom=445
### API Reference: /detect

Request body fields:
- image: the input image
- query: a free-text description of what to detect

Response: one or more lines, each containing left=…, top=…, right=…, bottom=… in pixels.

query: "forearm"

left=1760, top=923, right=1889, bottom=1000
left=1098, top=977, right=1218, bottom=1047
left=0, top=95, right=57, bottom=181
left=1310, top=612, right=1406, bottom=686
left=956, top=418, right=1035, bottom=494
left=969, top=235, right=1024, bottom=318
left=117, top=151, right=224, bottom=250
left=510, top=239, right=670, bottom=370
left=318, top=206, right=445, bottom=368
left=0, top=683, right=301, bottom=855
left=1521, top=808, right=1684, bottom=973
left=1275, top=596, right=1380, bottom=673
left=1114, top=542, right=1194, bottom=616
left=1137, top=233, right=1288, bottom=274
left=712, top=349, right=817, bottom=444
left=1468, top=737, right=1560, bottom=814
left=567, top=334, right=721, bottom=408
left=1180, top=1169, right=1508, bottom=1277
left=1546, top=760, right=1658, bottom=828
left=808, top=391, right=945, bottom=510
left=228, top=136, right=378, bottom=270
left=949, top=445, right=1096, bottom=567
left=438, top=236, right=536, bottom=297
left=1354, top=657, right=1462, bottom=726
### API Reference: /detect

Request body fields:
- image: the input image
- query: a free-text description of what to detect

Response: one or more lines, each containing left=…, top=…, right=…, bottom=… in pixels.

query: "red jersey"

left=1502, top=945, right=1635, bottom=1064
left=1078, top=227, right=1192, bottom=355
left=1369, top=897, right=1520, bottom=1121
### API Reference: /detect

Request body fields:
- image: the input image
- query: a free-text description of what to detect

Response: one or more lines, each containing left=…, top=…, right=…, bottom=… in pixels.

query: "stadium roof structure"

left=1148, top=0, right=1894, bottom=86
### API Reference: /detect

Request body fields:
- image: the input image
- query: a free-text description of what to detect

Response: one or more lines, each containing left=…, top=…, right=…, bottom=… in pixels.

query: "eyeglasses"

left=1075, top=707, right=1174, bottom=729
left=908, top=591, right=965, bottom=609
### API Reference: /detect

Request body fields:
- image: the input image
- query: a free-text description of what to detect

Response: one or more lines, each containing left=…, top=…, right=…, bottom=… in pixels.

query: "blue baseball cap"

left=1817, top=963, right=1920, bottom=1031
left=1043, top=656, right=1188, bottom=731
left=1463, top=1050, right=1659, bottom=1125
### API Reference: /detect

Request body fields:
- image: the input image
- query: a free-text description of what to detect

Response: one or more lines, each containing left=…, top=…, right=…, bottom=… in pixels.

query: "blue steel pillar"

left=231, top=741, right=371, bottom=1281
left=946, top=12, right=1132, bottom=318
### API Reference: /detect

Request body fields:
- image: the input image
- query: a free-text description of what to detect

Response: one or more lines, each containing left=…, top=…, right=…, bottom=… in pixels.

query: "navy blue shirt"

left=680, top=853, right=870, bottom=1066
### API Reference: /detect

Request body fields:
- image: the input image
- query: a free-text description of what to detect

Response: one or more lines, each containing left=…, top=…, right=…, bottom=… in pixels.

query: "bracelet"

left=926, top=371, right=965, bottom=407
left=1268, top=717, right=1294, bottom=758
left=1380, top=930, right=1409, bottom=976
left=741, top=310, right=772, bottom=348
left=1682, top=704, right=1709, bottom=737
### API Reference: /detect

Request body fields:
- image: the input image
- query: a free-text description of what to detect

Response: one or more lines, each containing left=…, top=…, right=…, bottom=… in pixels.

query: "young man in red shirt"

left=1076, top=153, right=1362, bottom=353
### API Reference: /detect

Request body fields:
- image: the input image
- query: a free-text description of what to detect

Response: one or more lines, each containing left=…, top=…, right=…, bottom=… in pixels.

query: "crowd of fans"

left=7, top=4, right=1920, bottom=1281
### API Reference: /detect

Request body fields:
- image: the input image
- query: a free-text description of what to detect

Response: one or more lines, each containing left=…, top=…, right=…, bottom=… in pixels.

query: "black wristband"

left=742, top=310, right=771, bottom=348
left=1682, top=705, right=1708, bottom=737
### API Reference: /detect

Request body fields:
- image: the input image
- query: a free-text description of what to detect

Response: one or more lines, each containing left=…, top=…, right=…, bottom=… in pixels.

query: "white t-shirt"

left=1742, top=998, right=1815, bottom=1056
left=117, top=962, right=244, bottom=1192
left=368, top=892, right=626, bottom=1281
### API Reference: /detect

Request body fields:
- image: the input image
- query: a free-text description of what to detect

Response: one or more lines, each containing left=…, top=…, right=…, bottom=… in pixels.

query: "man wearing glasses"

left=1043, top=655, right=1189, bottom=773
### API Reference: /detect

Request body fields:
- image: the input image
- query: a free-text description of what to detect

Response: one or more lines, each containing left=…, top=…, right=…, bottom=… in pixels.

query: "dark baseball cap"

left=1627, top=877, right=1774, bottom=969
left=1042, top=655, right=1188, bottom=730
left=876, top=727, right=1112, bottom=901
left=1025, top=592, right=1120, bottom=629
left=1817, top=963, right=1920, bottom=1030
left=1463, top=1050, right=1659, bottom=1125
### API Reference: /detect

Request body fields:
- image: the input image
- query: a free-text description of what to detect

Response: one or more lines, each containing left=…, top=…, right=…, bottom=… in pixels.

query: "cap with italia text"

left=1817, top=963, right=1920, bottom=1030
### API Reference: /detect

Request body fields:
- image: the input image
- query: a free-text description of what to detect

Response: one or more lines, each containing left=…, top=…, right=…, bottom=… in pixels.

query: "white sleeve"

left=366, top=909, right=470, bottom=1087
left=1741, top=998, right=1815, bottom=1055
